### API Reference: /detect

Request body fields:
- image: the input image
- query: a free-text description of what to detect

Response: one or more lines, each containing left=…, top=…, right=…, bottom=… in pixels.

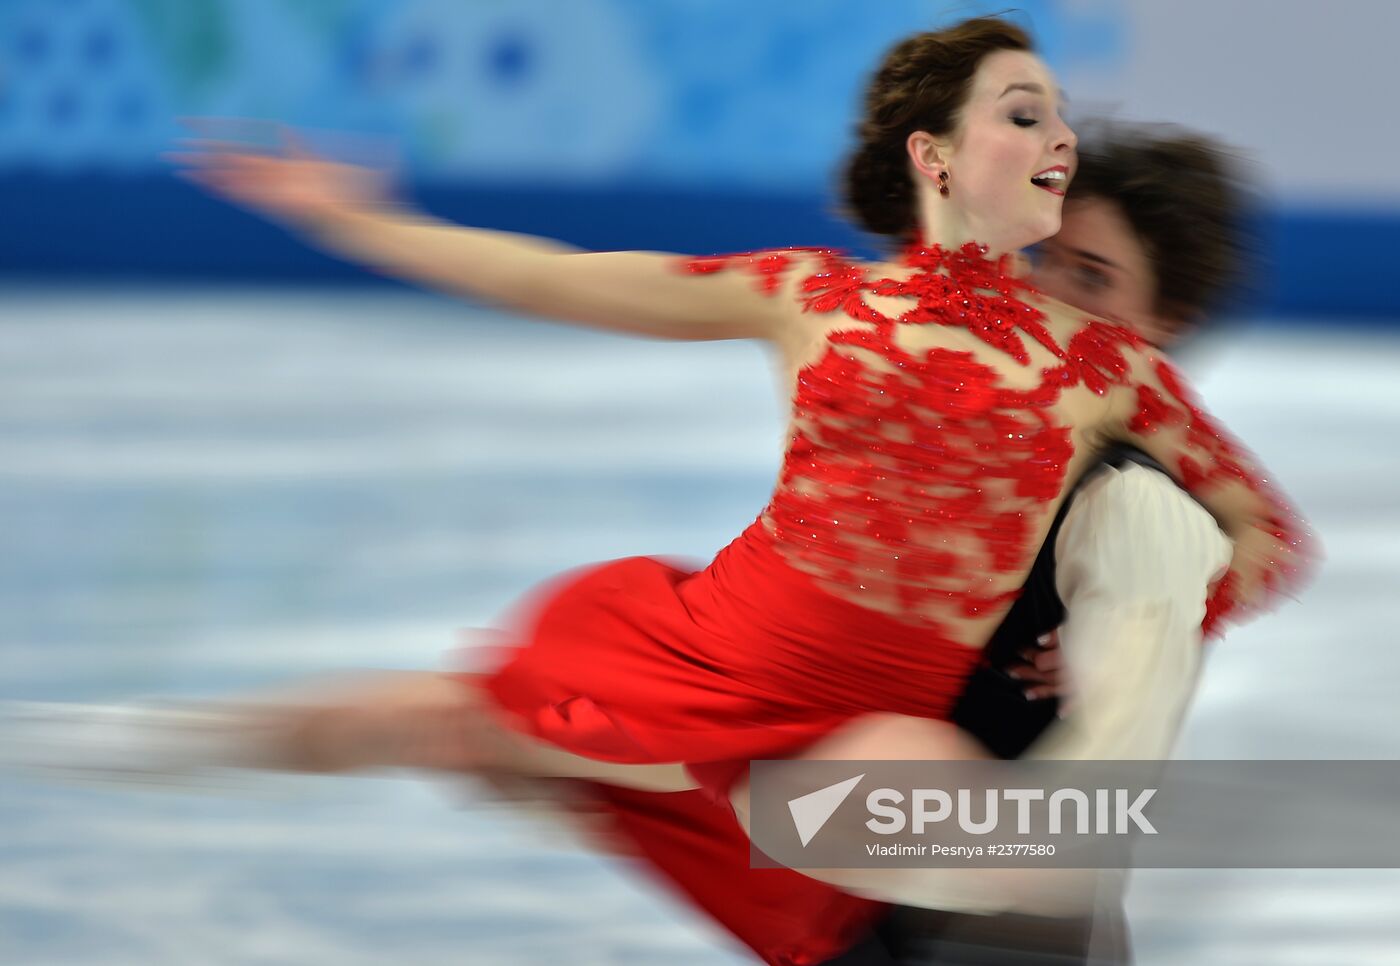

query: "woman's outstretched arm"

left=170, top=122, right=800, bottom=344
left=1093, top=334, right=1317, bottom=633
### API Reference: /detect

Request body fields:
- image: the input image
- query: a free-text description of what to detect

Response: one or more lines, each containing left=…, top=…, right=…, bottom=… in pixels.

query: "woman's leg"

left=242, top=670, right=696, bottom=789
left=3, top=670, right=695, bottom=791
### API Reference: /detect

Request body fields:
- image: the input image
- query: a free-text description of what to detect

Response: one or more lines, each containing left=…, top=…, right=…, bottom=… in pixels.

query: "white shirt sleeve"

left=1026, top=462, right=1234, bottom=761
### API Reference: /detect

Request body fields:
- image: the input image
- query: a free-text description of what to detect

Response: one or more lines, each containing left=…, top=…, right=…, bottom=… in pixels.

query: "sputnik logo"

left=787, top=774, right=864, bottom=847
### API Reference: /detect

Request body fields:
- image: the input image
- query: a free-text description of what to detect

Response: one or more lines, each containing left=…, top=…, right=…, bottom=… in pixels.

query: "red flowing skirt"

left=580, top=782, right=887, bottom=966
left=475, top=521, right=983, bottom=963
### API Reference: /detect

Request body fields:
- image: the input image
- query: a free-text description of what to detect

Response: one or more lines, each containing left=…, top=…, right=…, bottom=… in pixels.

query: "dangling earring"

left=938, top=170, right=950, bottom=198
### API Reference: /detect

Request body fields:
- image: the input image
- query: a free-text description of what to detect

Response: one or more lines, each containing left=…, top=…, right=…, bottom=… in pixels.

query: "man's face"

left=1031, top=195, right=1184, bottom=346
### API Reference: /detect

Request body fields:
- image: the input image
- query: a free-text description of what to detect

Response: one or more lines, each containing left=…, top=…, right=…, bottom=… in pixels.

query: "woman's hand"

left=1007, top=630, right=1070, bottom=705
left=168, top=119, right=395, bottom=228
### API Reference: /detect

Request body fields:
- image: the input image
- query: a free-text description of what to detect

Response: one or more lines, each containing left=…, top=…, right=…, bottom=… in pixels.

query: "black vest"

left=952, top=446, right=1167, bottom=759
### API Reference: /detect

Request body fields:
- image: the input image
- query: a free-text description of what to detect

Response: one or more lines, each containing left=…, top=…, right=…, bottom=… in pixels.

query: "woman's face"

left=940, top=50, right=1077, bottom=250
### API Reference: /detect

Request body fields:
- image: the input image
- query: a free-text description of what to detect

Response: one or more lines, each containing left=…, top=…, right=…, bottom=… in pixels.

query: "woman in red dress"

left=159, top=14, right=1312, bottom=964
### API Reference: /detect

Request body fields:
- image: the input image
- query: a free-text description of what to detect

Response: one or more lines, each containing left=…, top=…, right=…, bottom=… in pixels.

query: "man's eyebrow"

left=1064, top=246, right=1122, bottom=271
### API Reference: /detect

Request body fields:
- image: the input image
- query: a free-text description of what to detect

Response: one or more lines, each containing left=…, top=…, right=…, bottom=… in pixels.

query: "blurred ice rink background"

left=2, top=2, right=1398, bottom=964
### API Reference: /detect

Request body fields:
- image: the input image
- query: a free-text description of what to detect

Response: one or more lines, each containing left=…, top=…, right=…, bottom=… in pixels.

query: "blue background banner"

left=0, top=0, right=1394, bottom=318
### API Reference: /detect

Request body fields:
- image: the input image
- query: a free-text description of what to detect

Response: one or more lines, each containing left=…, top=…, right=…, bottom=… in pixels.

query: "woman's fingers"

left=1030, top=644, right=1062, bottom=672
left=1010, top=628, right=1066, bottom=699
left=165, top=149, right=276, bottom=179
left=167, top=119, right=393, bottom=220
left=171, top=117, right=315, bottom=172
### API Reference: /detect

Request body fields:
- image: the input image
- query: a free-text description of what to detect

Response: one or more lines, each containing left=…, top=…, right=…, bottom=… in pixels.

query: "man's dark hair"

left=1070, top=124, right=1254, bottom=324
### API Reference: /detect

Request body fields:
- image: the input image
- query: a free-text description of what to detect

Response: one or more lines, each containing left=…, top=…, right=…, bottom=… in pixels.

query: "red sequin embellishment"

left=680, top=241, right=1315, bottom=639
left=683, top=247, right=832, bottom=296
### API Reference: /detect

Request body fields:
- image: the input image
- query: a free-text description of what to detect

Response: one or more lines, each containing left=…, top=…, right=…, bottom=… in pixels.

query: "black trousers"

left=821, top=904, right=1131, bottom=966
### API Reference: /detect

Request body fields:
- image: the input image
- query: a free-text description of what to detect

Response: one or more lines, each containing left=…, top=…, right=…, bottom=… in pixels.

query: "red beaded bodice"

left=684, top=242, right=1314, bottom=639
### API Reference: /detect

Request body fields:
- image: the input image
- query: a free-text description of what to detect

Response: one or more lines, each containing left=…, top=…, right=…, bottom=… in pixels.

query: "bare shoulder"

left=683, top=245, right=858, bottom=292
left=739, top=247, right=874, bottom=360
